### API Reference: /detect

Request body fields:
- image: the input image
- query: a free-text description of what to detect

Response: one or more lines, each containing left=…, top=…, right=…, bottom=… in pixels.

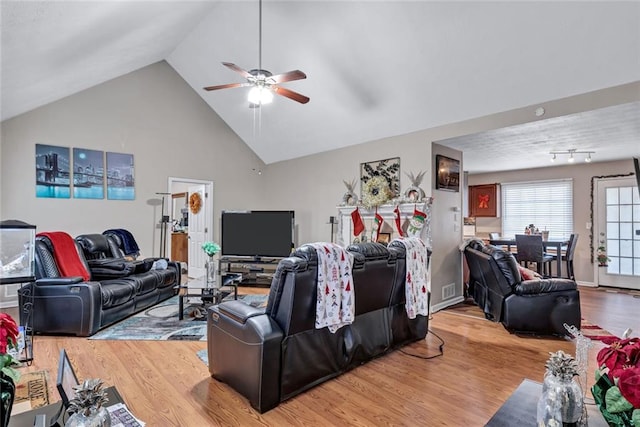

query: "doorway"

left=593, top=176, right=640, bottom=289
left=167, top=177, right=214, bottom=279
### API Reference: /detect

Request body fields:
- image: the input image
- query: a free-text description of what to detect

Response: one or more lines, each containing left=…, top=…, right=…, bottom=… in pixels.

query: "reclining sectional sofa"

left=207, top=241, right=431, bottom=413
left=18, top=232, right=180, bottom=337
left=463, top=239, right=580, bottom=336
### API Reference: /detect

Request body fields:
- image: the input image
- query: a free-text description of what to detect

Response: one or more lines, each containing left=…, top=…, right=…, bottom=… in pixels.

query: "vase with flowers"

left=202, top=241, right=221, bottom=287
left=1, top=313, right=21, bottom=427
left=591, top=333, right=640, bottom=426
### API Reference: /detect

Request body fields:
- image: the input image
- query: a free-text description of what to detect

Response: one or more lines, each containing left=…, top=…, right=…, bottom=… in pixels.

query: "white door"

left=594, top=176, right=640, bottom=289
left=188, top=184, right=207, bottom=279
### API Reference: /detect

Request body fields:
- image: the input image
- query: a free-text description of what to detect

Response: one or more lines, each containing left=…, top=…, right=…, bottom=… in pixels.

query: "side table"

left=176, top=273, right=242, bottom=320
left=9, top=386, right=123, bottom=427
left=485, top=379, right=607, bottom=426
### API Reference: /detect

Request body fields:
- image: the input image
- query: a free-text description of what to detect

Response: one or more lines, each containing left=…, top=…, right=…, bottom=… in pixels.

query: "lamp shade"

left=248, top=86, right=274, bottom=105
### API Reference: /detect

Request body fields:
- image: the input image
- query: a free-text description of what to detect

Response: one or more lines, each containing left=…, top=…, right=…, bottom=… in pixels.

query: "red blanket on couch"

left=37, top=231, right=91, bottom=281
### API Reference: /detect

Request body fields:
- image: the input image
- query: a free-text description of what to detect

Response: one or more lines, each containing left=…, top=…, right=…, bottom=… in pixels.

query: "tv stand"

left=219, top=257, right=280, bottom=287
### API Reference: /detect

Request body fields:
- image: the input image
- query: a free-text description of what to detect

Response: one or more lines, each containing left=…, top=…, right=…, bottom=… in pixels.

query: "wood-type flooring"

left=7, top=286, right=639, bottom=426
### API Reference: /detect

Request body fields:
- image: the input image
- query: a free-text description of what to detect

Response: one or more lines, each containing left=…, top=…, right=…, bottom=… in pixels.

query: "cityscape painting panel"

left=73, top=148, right=104, bottom=199
left=106, top=152, right=135, bottom=200
left=35, top=144, right=71, bottom=198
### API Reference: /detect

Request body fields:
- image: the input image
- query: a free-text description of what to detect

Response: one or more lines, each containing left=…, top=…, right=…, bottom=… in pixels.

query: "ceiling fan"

left=203, top=0, right=309, bottom=107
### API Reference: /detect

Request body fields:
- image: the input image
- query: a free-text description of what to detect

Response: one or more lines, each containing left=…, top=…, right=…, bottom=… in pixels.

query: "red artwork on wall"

left=469, top=184, right=498, bottom=217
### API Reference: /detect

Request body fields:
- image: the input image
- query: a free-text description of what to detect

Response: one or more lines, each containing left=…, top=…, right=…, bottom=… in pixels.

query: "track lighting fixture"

left=549, top=149, right=595, bottom=164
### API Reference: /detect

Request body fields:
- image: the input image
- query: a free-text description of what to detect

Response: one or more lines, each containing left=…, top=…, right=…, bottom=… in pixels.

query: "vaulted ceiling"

left=2, top=1, right=639, bottom=172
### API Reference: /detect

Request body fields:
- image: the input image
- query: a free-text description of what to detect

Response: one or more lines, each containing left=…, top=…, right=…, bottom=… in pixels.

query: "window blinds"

left=501, top=179, right=573, bottom=240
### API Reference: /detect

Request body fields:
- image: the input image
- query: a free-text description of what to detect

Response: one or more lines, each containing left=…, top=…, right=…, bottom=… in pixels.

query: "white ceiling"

left=2, top=1, right=639, bottom=171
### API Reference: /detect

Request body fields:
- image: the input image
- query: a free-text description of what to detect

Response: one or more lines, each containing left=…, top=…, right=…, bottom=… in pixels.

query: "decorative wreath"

left=189, top=192, right=202, bottom=214
left=362, top=175, right=392, bottom=209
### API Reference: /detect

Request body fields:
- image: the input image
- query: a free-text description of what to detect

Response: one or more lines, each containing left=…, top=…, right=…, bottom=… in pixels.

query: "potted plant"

left=1, top=313, right=21, bottom=427
left=597, top=233, right=610, bottom=267
left=591, top=334, right=640, bottom=426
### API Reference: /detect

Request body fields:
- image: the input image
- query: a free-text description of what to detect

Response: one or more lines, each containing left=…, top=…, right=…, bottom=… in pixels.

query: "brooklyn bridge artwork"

left=36, top=144, right=71, bottom=198
left=35, top=144, right=134, bottom=200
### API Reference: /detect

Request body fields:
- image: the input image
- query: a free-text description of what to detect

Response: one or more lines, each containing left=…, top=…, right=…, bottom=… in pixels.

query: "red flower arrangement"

left=592, top=336, right=640, bottom=426
left=0, top=312, right=21, bottom=383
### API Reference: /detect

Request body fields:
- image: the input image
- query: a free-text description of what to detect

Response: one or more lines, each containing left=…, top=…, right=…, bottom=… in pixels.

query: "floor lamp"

left=156, top=192, right=170, bottom=258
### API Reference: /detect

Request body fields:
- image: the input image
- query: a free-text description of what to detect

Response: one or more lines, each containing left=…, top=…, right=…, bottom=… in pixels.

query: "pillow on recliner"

left=518, top=265, right=542, bottom=281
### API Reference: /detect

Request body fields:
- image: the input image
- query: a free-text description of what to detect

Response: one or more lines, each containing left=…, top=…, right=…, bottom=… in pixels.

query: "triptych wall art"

left=35, top=144, right=134, bottom=200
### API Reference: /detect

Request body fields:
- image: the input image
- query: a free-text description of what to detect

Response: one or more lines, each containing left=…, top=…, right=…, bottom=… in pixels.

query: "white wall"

left=0, top=61, right=267, bottom=257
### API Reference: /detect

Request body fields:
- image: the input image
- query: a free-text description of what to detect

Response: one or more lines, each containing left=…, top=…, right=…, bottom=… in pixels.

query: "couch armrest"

left=207, top=303, right=283, bottom=413
left=20, top=280, right=102, bottom=336
left=36, top=277, right=84, bottom=286
left=513, top=278, right=577, bottom=295
left=217, top=300, right=265, bottom=324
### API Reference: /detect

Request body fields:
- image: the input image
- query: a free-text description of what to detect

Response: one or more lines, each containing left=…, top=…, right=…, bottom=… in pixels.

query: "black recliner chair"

left=464, top=240, right=581, bottom=336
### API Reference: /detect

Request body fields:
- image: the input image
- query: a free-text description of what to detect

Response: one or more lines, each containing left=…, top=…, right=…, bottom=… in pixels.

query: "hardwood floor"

left=8, top=286, right=639, bottom=426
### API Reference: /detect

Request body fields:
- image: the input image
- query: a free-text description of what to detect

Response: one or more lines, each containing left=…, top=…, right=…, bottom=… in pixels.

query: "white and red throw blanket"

left=391, top=237, right=430, bottom=319
left=309, top=243, right=355, bottom=333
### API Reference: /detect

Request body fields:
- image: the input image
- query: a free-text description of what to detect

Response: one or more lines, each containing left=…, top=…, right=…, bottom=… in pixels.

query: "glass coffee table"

left=176, top=273, right=242, bottom=320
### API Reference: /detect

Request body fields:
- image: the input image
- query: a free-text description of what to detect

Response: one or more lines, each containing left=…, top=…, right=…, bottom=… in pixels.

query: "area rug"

left=197, top=349, right=208, bottom=366
left=443, top=299, right=617, bottom=342
left=12, top=370, right=49, bottom=415
left=90, top=294, right=268, bottom=341
left=580, top=320, right=618, bottom=342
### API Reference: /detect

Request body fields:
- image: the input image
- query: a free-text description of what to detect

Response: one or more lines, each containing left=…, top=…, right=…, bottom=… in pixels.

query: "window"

left=501, top=179, right=573, bottom=240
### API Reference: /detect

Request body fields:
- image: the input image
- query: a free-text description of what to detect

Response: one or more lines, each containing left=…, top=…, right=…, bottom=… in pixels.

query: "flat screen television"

left=221, top=210, right=295, bottom=259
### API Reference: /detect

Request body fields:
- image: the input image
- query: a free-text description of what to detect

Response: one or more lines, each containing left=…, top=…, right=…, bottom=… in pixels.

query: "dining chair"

left=489, top=232, right=501, bottom=240
left=562, top=233, right=579, bottom=280
left=515, top=234, right=554, bottom=276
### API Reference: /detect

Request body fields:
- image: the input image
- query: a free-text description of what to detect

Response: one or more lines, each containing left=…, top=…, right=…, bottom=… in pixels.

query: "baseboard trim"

left=431, top=295, right=465, bottom=313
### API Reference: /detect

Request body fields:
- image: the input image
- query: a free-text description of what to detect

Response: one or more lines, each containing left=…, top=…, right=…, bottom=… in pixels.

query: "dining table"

left=488, top=237, right=569, bottom=278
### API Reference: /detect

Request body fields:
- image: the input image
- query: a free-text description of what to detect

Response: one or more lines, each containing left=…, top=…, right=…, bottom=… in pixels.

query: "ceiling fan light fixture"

left=248, top=86, right=274, bottom=105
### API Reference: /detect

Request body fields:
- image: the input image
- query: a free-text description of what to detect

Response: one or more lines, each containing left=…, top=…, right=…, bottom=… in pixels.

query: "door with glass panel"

left=594, top=176, right=640, bottom=289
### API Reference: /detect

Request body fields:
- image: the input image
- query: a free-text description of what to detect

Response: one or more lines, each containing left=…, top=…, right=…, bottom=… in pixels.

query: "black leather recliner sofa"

left=207, top=242, right=430, bottom=413
left=463, top=240, right=580, bottom=336
left=18, top=233, right=180, bottom=337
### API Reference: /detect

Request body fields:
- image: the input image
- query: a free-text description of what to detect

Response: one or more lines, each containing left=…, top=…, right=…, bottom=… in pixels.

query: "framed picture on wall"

left=469, top=184, right=498, bottom=217
left=360, top=157, right=401, bottom=198
left=35, top=144, right=71, bottom=198
left=435, top=155, right=460, bottom=192
left=106, top=152, right=135, bottom=200
left=73, top=148, right=104, bottom=199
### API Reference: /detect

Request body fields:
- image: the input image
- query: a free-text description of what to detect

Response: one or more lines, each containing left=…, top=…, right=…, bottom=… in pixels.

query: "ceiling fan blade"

left=273, top=86, right=310, bottom=104
left=203, top=82, right=250, bottom=91
left=222, top=62, right=253, bottom=79
left=268, top=70, right=307, bottom=84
